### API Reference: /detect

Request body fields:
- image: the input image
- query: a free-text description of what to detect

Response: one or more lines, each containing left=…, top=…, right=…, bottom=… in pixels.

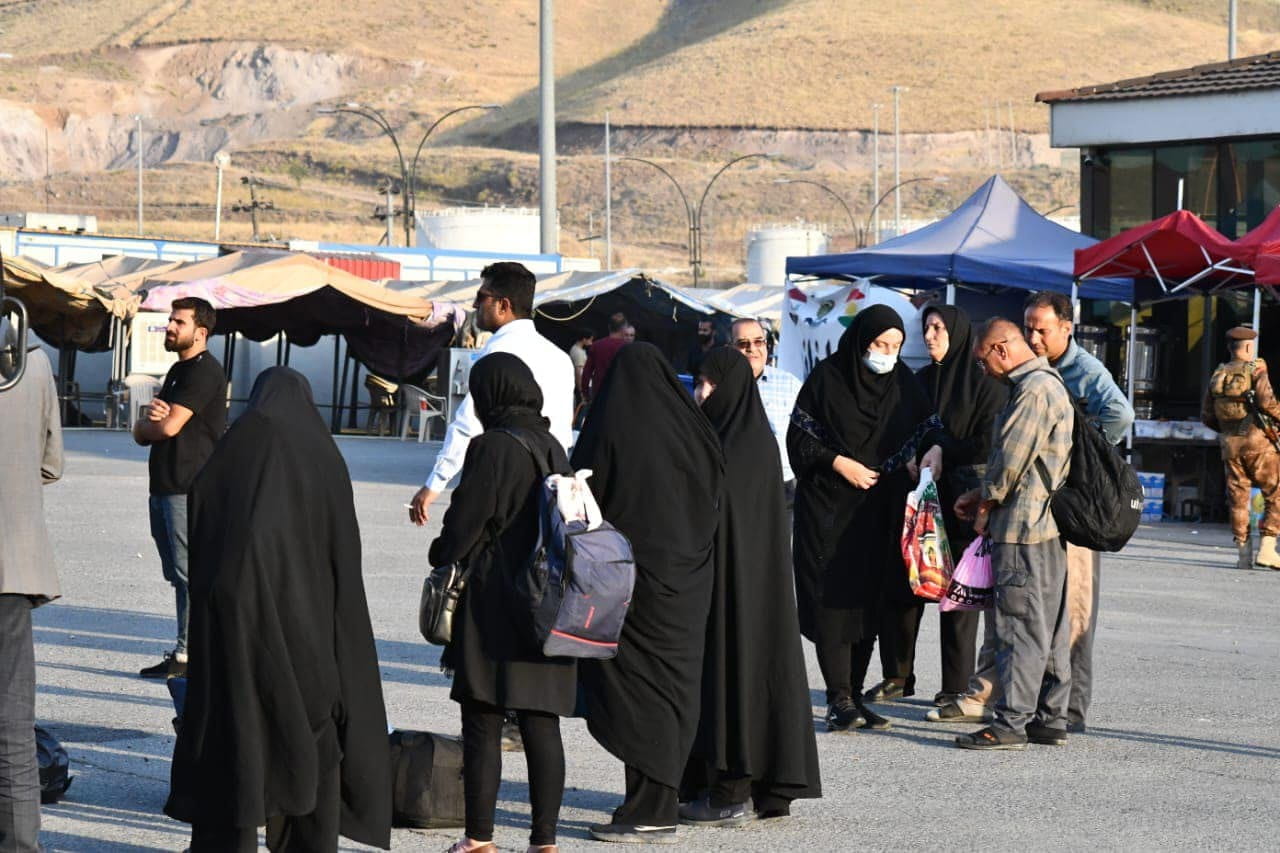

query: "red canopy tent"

left=1074, top=210, right=1247, bottom=296
left=1231, top=207, right=1280, bottom=286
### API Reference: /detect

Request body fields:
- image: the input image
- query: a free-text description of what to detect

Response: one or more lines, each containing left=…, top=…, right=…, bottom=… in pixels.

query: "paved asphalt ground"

left=31, top=431, right=1280, bottom=851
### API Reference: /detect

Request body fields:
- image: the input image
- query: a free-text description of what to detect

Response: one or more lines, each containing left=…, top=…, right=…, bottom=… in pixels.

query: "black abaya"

left=428, top=352, right=577, bottom=716
left=570, top=343, right=724, bottom=792
left=788, top=306, right=942, bottom=649
left=691, top=347, right=821, bottom=803
left=167, top=367, right=390, bottom=850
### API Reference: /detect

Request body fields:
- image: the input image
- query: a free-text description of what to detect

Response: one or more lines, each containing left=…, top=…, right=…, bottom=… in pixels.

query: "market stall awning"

left=1074, top=210, right=1247, bottom=298
left=1229, top=206, right=1280, bottom=286
left=785, top=175, right=1132, bottom=300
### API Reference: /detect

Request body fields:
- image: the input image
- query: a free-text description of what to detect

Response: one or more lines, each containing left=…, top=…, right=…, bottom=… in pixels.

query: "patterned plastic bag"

left=941, top=535, right=995, bottom=611
left=900, top=468, right=954, bottom=601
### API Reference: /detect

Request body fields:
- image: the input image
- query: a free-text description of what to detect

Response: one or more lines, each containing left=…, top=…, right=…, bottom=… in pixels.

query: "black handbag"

left=419, top=563, right=467, bottom=646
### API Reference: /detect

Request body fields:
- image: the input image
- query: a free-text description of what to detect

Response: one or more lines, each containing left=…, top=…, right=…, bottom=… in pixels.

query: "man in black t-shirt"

left=132, top=297, right=227, bottom=678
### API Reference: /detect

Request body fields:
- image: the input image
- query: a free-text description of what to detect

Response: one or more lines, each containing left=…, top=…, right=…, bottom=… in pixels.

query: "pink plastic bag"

left=940, top=535, right=995, bottom=611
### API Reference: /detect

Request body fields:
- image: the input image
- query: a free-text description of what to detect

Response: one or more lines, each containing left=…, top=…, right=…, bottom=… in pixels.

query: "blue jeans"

left=0, top=595, right=39, bottom=853
left=149, top=494, right=190, bottom=655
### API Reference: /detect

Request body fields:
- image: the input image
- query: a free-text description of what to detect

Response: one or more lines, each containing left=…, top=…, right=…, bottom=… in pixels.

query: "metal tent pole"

left=1126, top=304, right=1137, bottom=456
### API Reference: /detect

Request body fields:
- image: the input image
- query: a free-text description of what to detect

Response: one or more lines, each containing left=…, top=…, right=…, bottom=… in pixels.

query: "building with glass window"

left=1038, top=53, right=1280, bottom=520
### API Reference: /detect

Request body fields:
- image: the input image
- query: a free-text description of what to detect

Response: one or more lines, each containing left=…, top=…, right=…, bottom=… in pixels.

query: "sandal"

left=955, top=726, right=1027, bottom=750
left=447, top=840, right=497, bottom=853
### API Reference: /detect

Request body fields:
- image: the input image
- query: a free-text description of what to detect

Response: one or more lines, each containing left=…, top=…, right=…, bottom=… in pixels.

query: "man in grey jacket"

left=0, top=317, right=64, bottom=852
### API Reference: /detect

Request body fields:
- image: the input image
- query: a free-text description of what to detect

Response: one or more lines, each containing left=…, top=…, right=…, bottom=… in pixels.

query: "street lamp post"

left=890, top=85, right=907, bottom=237
left=134, top=114, right=144, bottom=236
left=615, top=153, right=781, bottom=286
left=859, top=176, right=947, bottom=247
left=773, top=178, right=858, bottom=236
left=319, top=102, right=500, bottom=246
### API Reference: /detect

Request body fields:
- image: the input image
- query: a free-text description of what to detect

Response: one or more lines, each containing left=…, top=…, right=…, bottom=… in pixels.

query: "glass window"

left=1223, top=139, right=1280, bottom=237
left=1153, top=144, right=1218, bottom=227
left=1106, top=148, right=1153, bottom=238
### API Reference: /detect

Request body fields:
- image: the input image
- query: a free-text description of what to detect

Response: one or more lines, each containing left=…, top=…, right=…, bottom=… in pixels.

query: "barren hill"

left=1, top=0, right=1277, bottom=282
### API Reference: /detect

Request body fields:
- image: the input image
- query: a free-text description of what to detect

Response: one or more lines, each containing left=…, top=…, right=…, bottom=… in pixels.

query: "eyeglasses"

left=734, top=337, right=767, bottom=351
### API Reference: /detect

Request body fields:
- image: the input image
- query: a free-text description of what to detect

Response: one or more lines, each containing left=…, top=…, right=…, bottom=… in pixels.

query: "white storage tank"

left=416, top=207, right=553, bottom=255
left=746, top=225, right=829, bottom=286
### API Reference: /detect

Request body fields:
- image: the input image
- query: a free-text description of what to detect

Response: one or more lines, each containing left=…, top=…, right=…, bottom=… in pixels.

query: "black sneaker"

left=855, top=700, right=892, bottom=730
left=1026, top=722, right=1068, bottom=746
left=825, top=698, right=865, bottom=732
left=679, top=797, right=752, bottom=827
left=588, top=822, right=678, bottom=844
left=140, top=652, right=186, bottom=679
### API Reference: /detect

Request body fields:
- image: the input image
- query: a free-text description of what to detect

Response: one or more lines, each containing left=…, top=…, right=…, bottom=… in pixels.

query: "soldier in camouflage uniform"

left=1201, top=326, right=1280, bottom=570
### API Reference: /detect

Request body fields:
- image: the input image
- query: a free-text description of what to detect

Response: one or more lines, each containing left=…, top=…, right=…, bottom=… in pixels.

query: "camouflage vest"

left=1210, top=360, right=1256, bottom=425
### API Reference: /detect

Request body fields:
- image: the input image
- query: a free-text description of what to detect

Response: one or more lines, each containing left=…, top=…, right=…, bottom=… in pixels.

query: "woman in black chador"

left=788, top=305, right=943, bottom=732
left=570, top=343, right=724, bottom=845
left=167, top=367, right=390, bottom=852
left=428, top=352, right=576, bottom=853
left=872, top=305, right=1008, bottom=708
left=680, top=347, right=821, bottom=828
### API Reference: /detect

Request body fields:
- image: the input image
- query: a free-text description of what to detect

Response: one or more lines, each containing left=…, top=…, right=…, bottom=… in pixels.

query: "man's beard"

left=164, top=332, right=192, bottom=353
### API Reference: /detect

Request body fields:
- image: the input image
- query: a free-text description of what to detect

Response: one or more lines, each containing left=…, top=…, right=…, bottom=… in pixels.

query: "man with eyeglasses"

left=952, top=319, right=1073, bottom=751
left=408, top=262, right=574, bottom=527
left=731, top=318, right=802, bottom=493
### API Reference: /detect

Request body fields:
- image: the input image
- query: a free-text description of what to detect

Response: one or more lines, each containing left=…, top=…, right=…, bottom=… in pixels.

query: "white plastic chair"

left=399, top=384, right=446, bottom=443
left=122, top=373, right=162, bottom=430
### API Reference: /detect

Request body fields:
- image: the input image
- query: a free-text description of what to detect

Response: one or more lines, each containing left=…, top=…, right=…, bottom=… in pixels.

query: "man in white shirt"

left=730, top=318, right=802, bottom=490
left=409, top=262, right=574, bottom=525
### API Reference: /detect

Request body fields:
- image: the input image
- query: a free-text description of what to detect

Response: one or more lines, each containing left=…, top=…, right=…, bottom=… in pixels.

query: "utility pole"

left=872, top=103, right=881, bottom=244
left=891, top=86, right=906, bottom=237
left=539, top=0, right=557, bottom=254
left=232, top=175, right=274, bottom=242
left=379, top=179, right=396, bottom=246
left=1008, top=100, right=1017, bottom=169
left=134, top=114, right=143, bottom=235
left=604, top=110, right=612, bottom=269
left=1229, top=0, right=1238, bottom=59
left=213, top=152, right=230, bottom=241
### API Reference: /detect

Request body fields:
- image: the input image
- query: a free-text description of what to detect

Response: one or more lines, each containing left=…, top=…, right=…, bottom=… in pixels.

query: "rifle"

left=1244, top=389, right=1280, bottom=452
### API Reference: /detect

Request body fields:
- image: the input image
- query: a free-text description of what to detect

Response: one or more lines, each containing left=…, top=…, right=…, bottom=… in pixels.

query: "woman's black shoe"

left=825, top=698, right=865, bottom=732
left=855, top=700, right=892, bottom=730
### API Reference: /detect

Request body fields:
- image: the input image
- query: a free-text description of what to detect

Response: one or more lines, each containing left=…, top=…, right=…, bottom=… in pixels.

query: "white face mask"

left=863, top=350, right=898, bottom=374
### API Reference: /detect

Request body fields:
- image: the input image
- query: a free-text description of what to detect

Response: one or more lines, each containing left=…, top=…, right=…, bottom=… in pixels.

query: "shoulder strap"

left=491, top=427, right=552, bottom=478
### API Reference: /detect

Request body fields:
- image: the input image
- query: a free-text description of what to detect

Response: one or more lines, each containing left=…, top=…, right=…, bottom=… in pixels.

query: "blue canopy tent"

left=785, top=175, right=1131, bottom=302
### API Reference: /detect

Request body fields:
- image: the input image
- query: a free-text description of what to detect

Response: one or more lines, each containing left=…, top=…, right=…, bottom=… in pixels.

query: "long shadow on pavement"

left=1085, top=726, right=1280, bottom=759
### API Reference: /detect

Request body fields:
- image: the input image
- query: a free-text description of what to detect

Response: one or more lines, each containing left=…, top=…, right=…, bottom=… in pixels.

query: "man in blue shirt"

left=1024, top=292, right=1133, bottom=733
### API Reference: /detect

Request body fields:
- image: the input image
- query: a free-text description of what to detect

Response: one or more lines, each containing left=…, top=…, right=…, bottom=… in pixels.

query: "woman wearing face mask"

left=866, top=306, right=1009, bottom=709
left=788, top=304, right=943, bottom=732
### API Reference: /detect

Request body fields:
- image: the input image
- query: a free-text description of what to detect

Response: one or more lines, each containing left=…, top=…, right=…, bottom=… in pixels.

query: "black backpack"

left=1044, top=373, right=1143, bottom=552
left=387, top=730, right=465, bottom=829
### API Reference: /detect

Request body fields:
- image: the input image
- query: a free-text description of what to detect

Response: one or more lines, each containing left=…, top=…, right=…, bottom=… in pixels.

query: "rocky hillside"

left=0, top=0, right=1277, bottom=282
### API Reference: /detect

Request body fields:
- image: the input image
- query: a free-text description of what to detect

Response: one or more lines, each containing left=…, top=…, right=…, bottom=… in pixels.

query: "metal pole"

left=135, top=115, right=143, bottom=235
left=1229, top=0, right=1238, bottom=60
left=891, top=87, right=903, bottom=237
left=872, top=103, right=881, bottom=244
left=539, top=0, right=558, bottom=254
left=945, top=283, right=956, bottom=305
left=385, top=183, right=395, bottom=247
left=1252, top=286, right=1262, bottom=349
left=214, top=162, right=225, bottom=240
left=604, top=110, right=612, bottom=269
left=1071, top=280, right=1081, bottom=325
left=1008, top=100, right=1016, bottom=169
left=1126, top=304, right=1137, bottom=454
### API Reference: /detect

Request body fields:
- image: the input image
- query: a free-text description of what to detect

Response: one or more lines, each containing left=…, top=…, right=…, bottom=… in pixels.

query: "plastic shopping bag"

left=900, top=467, right=954, bottom=601
left=940, top=535, right=995, bottom=611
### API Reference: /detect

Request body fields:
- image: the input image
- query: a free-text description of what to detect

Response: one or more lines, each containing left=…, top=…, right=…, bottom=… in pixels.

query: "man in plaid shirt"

left=954, top=318, right=1073, bottom=751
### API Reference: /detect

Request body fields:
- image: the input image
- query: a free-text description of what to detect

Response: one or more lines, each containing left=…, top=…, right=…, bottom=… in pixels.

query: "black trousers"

left=815, top=635, right=877, bottom=704
left=189, top=765, right=339, bottom=852
left=877, top=601, right=925, bottom=692
left=939, top=608, right=981, bottom=695
left=461, top=700, right=563, bottom=846
left=876, top=602, right=981, bottom=696
left=612, top=765, right=678, bottom=828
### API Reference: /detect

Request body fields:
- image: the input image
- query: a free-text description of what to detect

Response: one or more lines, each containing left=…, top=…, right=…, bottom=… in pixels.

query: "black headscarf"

left=793, top=303, right=932, bottom=468
left=167, top=367, right=391, bottom=848
left=469, top=352, right=548, bottom=432
left=571, top=343, right=725, bottom=789
left=916, top=305, right=1008, bottom=456
left=692, top=348, right=821, bottom=800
